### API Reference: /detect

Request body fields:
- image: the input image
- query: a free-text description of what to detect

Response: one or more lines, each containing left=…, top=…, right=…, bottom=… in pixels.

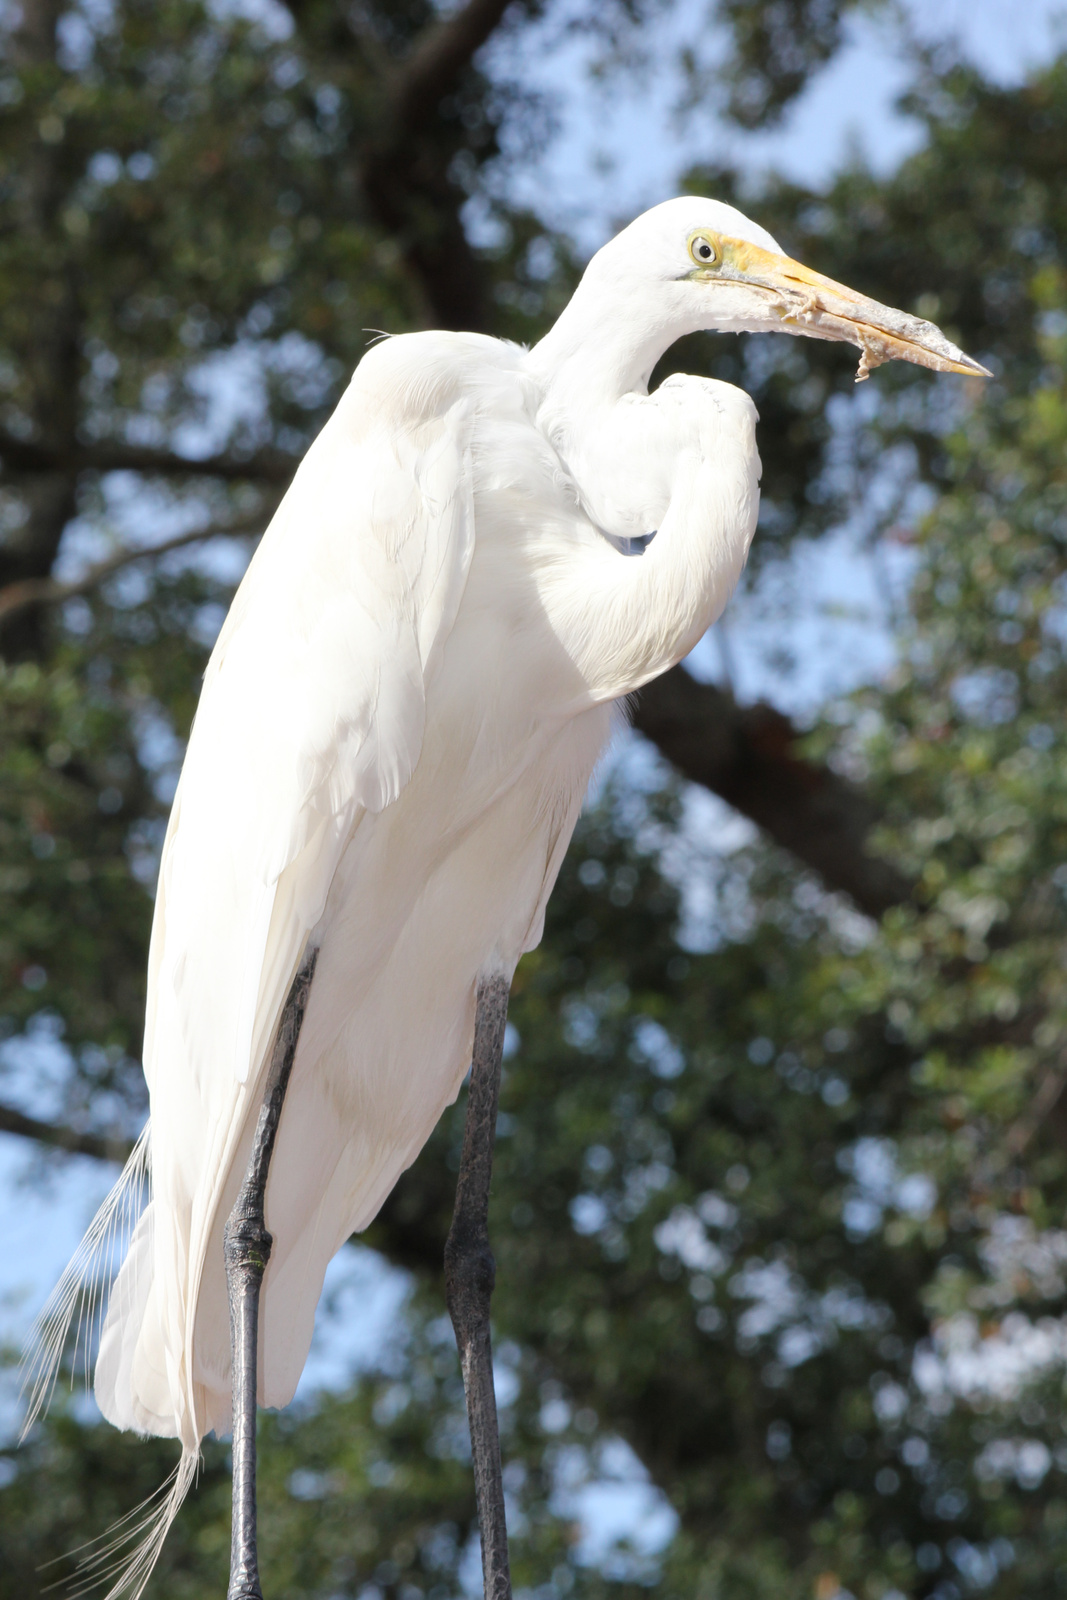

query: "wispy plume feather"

left=19, top=1123, right=151, bottom=1438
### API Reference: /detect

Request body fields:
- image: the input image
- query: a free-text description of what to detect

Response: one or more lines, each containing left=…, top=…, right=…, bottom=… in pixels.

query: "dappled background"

left=3, top=1, right=1067, bottom=1597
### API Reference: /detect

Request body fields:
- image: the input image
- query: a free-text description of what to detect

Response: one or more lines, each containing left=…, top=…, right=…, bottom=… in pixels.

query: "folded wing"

left=93, top=332, right=509, bottom=1447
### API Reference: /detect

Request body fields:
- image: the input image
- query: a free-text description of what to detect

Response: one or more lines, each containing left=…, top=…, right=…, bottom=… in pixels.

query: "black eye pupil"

left=699, top=242, right=712, bottom=259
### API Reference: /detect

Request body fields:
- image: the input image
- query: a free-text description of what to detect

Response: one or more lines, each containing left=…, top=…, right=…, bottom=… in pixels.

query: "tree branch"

left=0, top=428, right=296, bottom=485
left=0, top=514, right=269, bottom=626
left=0, top=1099, right=133, bottom=1164
left=388, top=0, right=517, bottom=135
left=353, top=0, right=517, bottom=332
left=631, top=665, right=913, bottom=917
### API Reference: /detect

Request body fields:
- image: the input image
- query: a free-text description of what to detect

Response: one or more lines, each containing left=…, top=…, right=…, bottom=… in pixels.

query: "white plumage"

left=25, top=195, right=983, bottom=1593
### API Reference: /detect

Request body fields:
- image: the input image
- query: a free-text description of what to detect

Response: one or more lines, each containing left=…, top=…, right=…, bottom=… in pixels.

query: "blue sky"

left=495, top=0, right=1067, bottom=247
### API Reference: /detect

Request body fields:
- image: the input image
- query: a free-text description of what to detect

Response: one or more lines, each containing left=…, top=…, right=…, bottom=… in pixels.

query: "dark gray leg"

left=224, top=949, right=318, bottom=1600
left=445, top=974, right=512, bottom=1600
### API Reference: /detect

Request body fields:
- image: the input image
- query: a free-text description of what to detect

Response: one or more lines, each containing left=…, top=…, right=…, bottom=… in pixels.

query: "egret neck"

left=525, top=274, right=759, bottom=705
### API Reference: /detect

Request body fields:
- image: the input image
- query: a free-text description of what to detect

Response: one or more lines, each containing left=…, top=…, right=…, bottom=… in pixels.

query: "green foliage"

left=716, top=0, right=866, bottom=129
left=7, top=5, right=1067, bottom=1600
left=486, top=768, right=1067, bottom=1598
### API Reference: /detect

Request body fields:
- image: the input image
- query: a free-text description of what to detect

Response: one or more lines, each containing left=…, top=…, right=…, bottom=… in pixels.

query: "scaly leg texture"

left=224, top=949, right=318, bottom=1600
left=445, top=974, right=513, bottom=1600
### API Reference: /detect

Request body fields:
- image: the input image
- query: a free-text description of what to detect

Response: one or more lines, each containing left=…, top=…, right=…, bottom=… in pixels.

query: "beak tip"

left=947, top=354, right=993, bottom=378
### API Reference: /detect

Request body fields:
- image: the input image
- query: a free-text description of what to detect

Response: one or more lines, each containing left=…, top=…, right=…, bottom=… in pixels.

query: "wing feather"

left=98, top=332, right=502, bottom=1446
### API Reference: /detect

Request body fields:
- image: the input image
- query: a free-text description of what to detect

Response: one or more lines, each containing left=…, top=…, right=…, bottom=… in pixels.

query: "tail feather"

left=48, top=1447, right=199, bottom=1600
left=19, top=1125, right=152, bottom=1440
left=17, top=1123, right=200, bottom=1600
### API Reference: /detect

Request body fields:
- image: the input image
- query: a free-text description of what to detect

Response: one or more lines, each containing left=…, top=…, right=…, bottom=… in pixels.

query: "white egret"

left=23, top=196, right=988, bottom=1600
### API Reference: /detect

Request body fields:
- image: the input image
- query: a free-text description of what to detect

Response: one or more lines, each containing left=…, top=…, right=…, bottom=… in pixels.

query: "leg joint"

left=224, top=1214, right=274, bottom=1275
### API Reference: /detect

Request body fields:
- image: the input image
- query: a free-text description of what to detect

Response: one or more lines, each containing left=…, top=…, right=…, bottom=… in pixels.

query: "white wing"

left=97, top=332, right=507, bottom=1448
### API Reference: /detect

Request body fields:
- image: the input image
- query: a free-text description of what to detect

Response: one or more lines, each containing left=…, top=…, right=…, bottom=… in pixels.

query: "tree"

left=5, top=3, right=1067, bottom=1597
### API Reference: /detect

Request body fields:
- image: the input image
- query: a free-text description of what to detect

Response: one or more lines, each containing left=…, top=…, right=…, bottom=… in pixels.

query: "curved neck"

left=529, top=298, right=656, bottom=413
left=527, top=390, right=759, bottom=707
left=528, top=271, right=706, bottom=426
left=525, top=271, right=759, bottom=706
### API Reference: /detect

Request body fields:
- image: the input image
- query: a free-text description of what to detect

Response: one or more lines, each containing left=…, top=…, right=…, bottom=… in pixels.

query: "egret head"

left=581, top=196, right=990, bottom=383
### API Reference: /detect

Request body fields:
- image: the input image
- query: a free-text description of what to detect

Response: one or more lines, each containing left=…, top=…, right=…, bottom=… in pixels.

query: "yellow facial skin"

left=685, top=229, right=991, bottom=382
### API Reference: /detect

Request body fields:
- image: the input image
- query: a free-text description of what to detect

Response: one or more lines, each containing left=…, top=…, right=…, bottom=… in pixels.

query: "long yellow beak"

left=707, top=237, right=991, bottom=382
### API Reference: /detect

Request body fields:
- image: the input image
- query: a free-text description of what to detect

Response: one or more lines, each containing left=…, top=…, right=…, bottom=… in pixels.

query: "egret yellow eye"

left=688, top=233, right=719, bottom=268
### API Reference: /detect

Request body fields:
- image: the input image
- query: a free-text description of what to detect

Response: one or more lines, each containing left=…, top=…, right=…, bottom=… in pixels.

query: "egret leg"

left=224, top=949, right=318, bottom=1600
left=445, top=973, right=512, bottom=1600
